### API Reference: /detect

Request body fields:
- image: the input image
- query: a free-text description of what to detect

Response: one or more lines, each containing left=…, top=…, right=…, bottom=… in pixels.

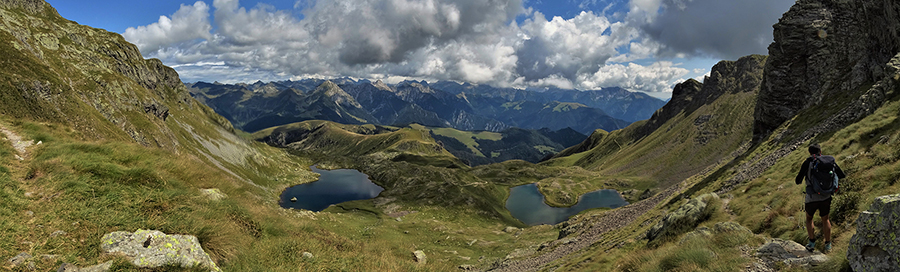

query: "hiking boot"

left=806, top=240, right=816, bottom=252
left=823, top=241, right=832, bottom=253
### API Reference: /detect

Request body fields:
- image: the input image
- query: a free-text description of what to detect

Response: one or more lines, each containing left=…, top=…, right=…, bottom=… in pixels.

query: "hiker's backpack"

left=808, top=155, right=839, bottom=194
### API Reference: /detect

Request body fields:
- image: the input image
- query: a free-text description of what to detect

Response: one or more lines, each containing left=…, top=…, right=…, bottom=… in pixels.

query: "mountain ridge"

left=188, top=79, right=645, bottom=135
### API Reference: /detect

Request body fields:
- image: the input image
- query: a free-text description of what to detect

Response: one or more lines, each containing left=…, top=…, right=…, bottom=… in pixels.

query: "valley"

left=3, top=0, right=900, bottom=271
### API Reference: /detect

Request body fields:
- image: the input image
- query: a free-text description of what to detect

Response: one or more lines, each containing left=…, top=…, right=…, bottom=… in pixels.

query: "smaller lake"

left=506, top=184, right=628, bottom=225
left=279, top=165, right=384, bottom=211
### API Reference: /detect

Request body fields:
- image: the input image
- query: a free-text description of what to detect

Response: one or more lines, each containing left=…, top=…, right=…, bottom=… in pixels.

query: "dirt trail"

left=0, top=125, right=35, bottom=158
left=489, top=185, right=681, bottom=272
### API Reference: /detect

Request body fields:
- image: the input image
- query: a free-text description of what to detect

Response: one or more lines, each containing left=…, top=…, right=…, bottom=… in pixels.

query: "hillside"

left=0, top=1, right=565, bottom=271
left=489, top=0, right=900, bottom=271
left=409, top=124, right=587, bottom=166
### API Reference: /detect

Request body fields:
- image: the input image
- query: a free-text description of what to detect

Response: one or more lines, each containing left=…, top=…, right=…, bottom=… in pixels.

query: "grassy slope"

left=541, top=65, right=900, bottom=271
left=0, top=3, right=560, bottom=271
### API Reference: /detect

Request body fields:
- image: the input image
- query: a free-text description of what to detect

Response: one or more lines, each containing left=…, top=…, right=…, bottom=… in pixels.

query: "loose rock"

left=302, top=252, right=314, bottom=259
left=413, top=250, right=427, bottom=264
left=101, top=229, right=220, bottom=271
left=200, top=188, right=226, bottom=201
left=51, top=230, right=67, bottom=237
left=848, top=194, right=900, bottom=272
left=755, top=239, right=827, bottom=269
left=8, top=252, right=32, bottom=267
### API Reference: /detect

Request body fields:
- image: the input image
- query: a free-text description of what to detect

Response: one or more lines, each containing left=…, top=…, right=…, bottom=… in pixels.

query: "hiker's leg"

left=805, top=210, right=816, bottom=240
left=822, top=198, right=832, bottom=243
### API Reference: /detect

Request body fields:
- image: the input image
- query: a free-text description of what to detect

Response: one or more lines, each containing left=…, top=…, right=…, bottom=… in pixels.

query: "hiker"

left=795, top=144, right=845, bottom=253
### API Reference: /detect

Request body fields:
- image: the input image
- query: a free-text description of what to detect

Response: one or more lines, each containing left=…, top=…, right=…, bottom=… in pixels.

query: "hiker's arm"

left=795, top=160, right=808, bottom=185
left=835, top=163, right=846, bottom=179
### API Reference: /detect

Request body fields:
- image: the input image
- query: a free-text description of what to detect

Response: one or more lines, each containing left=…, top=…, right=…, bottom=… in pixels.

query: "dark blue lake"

left=279, top=165, right=384, bottom=211
left=506, top=183, right=628, bottom=225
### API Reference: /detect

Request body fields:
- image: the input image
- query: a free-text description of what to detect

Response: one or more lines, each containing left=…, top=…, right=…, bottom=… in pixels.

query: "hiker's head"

left=808, top=144, right=822, bottom=155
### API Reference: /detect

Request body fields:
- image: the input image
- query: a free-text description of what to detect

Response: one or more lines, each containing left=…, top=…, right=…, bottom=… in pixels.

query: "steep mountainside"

left=548, top=55, right=767, bottom=190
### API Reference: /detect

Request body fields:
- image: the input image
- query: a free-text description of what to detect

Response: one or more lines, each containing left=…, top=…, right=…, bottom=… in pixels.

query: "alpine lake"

left=280, top=166, right=628, bottom=225
left=506, top=183, right=629, bottom=225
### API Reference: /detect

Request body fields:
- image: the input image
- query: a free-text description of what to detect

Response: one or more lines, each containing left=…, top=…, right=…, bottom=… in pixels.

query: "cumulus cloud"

left=581, top=61, right=689, bottom=93
left=639, top=0, right=794, bottom=59
left=124, top=0, right=790, bottom=95
left=123, top=1, right=212, bottom=53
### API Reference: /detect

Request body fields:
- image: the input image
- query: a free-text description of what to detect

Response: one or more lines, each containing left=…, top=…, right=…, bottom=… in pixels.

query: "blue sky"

left=46, top=0, right=794, bottom=99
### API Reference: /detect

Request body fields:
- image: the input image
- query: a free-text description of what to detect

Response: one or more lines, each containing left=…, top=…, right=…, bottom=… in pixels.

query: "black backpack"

left=808, top=155, right=839, bottom=194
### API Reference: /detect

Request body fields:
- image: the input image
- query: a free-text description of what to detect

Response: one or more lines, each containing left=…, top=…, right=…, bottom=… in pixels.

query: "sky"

left=46, top=0, right=795, bottom=99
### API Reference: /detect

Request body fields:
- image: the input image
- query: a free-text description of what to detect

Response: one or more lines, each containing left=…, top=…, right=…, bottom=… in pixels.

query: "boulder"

left=101, top=229, right=219, bottom=271
left=200, top=188, right=226, bottom=201
left=755, top=239, right=827, bottom=268
left=848, top=194, right=900, bottom=272
left=647, top=193, right=719, bottom=244
left=413, top=250, right=427, bottom=264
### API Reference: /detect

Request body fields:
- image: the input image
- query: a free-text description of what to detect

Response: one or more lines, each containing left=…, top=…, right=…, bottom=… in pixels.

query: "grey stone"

left=755, top=239, right=827, bottom=268
left=8, top=252, right=32, bottom=267
left=51, top=230, right=67, bottom=237
left=413, top=250, right=427, bottom=264
left=849, top=194, right=900, bottom=272
left=200, top=188, right=226, bottom=201
left=101, top=229, right=220, bottom=271
left=503, top=226, right=519, bottom=233
left=25, top=210, right=34, bottom=217
left=302, top=252, right=313, bottom=259
left=459, top=264, right=475, bottom=270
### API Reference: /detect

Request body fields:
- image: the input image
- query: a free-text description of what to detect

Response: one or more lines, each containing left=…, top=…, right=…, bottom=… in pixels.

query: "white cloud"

left=124, top=0, right=788, bottom=95
left=123, top=1, right=212, bottom=53
left=581, top=61, right=689, bottom=93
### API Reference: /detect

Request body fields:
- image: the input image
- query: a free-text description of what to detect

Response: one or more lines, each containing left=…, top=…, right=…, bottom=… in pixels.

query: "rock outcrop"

left=848, top=194, right=900, bottom=271
left=101, top=229, right=220, bottom=271
left=754, top=239, right=828, bottom=269
left=646, top=193, right=719, bottom=245
left=754, top=0, right=900, bottom=137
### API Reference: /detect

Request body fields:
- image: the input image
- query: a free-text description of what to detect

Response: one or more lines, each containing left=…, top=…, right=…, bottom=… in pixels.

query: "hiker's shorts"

left=805, top=197, right=832, bottom=217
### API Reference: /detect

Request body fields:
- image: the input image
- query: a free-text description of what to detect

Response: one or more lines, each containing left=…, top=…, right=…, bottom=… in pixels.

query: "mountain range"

left=188, top=78, right=663, bottom=135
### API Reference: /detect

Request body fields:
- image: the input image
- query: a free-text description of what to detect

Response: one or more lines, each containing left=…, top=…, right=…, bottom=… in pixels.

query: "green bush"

left=830, top=192, right=861, bottom=226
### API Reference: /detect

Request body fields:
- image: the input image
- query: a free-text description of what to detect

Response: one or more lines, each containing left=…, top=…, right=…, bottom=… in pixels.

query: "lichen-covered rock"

left=413, top=250, right=427, bottom=264
left=647, top=193, right=719, bottom=244
left=200, top=188, right=226, bottom=201
left=755, top=239, right=827, bottom=269
left=848, top=194, right=900, bottom=272
left=101, top=229, right=219, bottom=271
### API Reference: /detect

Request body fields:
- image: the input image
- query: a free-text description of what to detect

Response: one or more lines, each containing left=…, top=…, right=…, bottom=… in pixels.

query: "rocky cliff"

left=754, top=0, right=900, bottom=137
